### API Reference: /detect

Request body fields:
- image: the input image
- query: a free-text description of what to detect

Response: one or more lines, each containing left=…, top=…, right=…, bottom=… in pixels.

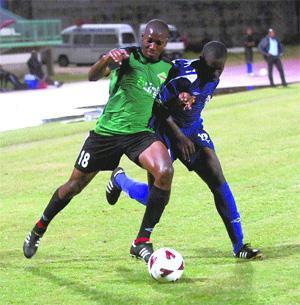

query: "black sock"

left=137, top=185, right=170, bottom=239
left=32, top=189, right=72, bottom=236
left=33, top=215, right=49, bottom=236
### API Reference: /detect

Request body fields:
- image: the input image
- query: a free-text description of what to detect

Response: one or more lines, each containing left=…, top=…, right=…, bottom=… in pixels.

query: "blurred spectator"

left=0, top=65, right=27, bottom=91
left=181, top=32, right=189, bottom=49
left=169, top=30, right=181, bottom=42
left=258, top=28, right=287, bottom=87
left=74, top=18, right=85, bottom=27
left=27, top=50, right=62, bottom=87
left=244, top=27, right=255, bottom=76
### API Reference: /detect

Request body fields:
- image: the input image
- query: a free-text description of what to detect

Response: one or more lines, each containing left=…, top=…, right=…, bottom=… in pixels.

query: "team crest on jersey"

left=157, top=72, right=167, bottom=84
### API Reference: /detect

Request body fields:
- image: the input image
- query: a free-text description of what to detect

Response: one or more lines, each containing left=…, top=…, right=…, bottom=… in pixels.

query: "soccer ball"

left=259, top=68, right=268, bottom=76
left=148, top=247, right=184, bottom=282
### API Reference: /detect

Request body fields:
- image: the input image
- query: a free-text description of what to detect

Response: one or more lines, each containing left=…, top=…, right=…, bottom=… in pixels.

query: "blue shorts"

left=157, top=127, right=215, bottom=171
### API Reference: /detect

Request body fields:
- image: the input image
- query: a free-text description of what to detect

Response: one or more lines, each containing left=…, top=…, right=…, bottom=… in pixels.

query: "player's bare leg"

left=130, top=141, right=174, bottom=263
left=23, top=168, right=97, bottom=258
left=193, top=147, right=262, bottom=259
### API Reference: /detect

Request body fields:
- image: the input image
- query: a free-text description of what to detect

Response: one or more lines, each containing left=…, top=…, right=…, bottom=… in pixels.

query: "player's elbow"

left=89, top=69, right=110, bottom=81
left=88, top=71, right=99, bottom=81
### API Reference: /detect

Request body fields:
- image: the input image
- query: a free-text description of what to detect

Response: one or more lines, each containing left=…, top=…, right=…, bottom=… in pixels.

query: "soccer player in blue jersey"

left=106, top=41, right=262, bottom=259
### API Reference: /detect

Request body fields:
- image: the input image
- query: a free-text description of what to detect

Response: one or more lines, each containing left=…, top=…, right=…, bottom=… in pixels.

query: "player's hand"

left=108, top=49, right=129, bottom=65
left=177, top=134, right=196, bottom=162
left=178, top=92, right=195, bottom=111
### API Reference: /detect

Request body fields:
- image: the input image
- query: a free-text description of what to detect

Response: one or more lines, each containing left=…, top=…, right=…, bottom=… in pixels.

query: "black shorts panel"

left=74, top=131, right=123, bottom=172
left=123, top=131, right=158, bottom=163
left=74, top=131, right=159, bottom=173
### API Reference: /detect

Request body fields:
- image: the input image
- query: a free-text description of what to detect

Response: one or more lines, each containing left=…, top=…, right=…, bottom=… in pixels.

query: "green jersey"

left=94, top=47, right=172, bottom=135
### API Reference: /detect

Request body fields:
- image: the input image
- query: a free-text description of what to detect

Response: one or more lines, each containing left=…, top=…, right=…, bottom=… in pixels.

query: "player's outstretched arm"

left=153, top=90, right=196, bottom=161
left=88, top=49, right=129, bottom=81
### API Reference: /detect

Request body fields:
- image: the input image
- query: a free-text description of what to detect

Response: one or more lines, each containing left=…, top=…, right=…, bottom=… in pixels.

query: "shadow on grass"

left=1, top=242, right=298, bottom=270
left=261, top=243, right=300, bottom=259
left=146, top=255, right=256, bottom=303
left=184, top=247, right=230, bottom=259
left=115, top=265, right=209, bottom=285
left=185, top=243, right=300, bottom=260
left=27, top=266, right=143, bottom=304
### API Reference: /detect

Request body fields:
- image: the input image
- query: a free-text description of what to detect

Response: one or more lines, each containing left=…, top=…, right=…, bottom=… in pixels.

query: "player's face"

left=141, top=31, right=168, bottom=61
left=204, top=56, right=226, bottom=82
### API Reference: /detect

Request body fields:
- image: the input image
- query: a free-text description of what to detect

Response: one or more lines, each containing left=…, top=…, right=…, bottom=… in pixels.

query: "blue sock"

left=247, top=63, right=253, bottom=74
left=115, top=173, right=149, bottom=205
left=217, top=182, right=244, bottom=254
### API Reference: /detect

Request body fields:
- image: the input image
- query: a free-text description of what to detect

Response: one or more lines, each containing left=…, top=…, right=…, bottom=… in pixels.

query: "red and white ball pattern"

left=148, top=247, right=184, bottom=282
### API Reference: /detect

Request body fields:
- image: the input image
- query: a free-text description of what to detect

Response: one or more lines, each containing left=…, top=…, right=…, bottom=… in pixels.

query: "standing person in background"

left=258, top=28, right=287, bottom=87
left=181, top=32, right=189, bottom=50
left=244, top=27, right=255, bottom=76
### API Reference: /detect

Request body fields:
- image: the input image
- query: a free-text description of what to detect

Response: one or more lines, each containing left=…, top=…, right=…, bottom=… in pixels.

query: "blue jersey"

left=158, top=58, right=219, bottom=130
left=153, top=58, right=220, bottom=168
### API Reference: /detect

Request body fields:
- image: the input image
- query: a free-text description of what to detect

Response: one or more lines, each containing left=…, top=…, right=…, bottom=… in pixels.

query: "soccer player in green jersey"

left=23, top=19, right=175, bottom=263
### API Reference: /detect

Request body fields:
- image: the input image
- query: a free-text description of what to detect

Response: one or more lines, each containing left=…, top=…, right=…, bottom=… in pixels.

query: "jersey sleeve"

left=210, top=80, right=220, bottom=97
left=200, top=80, right=219, bottom=105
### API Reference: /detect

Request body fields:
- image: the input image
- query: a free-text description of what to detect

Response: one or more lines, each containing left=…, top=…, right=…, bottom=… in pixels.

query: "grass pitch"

left=1, top=84, right=300, bottom=305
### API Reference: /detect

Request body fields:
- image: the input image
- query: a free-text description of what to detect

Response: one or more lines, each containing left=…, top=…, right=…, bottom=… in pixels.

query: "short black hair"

left=202, top=41, right=227, bottom=60
left=145, top=19, right=169, bottom=38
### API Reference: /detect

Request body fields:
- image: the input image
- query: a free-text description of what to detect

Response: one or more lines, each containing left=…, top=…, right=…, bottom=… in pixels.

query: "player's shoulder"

left=165, top=58, right=198, bottom=84
left=118, top=47, right=144, bottom=70
left=172, top=59, right=198, bottom=77
left=158, top=54, right=173, bottom=65
left=172, top=58, right=198, bottom=68
left=210, top=79, right=220, bottom=89
left=123, top=46, right=140, bottom=58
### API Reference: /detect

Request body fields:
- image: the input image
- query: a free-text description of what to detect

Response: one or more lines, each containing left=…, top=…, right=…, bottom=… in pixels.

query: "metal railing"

left=0, top=19, right=62, bottom=49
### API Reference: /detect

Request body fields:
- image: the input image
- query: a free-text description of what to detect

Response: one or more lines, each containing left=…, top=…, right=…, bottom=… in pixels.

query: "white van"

left=139, top=24, right=185, bottom=59
left=53, top=24, right=137, bottom=66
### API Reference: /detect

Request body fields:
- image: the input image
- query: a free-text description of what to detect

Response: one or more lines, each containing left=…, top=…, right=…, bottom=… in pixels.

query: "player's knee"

left=64, top=180, right=84, bottom=197
left=212, top=168, right=225, bottom=184
left=206, top=153, right=225, bottom=183
left=155, top=164, right=174, bottom=187
left=205, top=167, right=224, bottom=187
left=207, top=173, right=226, bottom=193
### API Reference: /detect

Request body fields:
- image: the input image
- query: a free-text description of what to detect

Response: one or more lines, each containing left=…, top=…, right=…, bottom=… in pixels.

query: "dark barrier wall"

left=7, top=0, right=300, bottom=47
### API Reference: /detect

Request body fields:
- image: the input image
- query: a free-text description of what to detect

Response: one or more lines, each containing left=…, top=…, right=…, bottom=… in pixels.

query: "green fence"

left=0, top=19, right=62, bottom=48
